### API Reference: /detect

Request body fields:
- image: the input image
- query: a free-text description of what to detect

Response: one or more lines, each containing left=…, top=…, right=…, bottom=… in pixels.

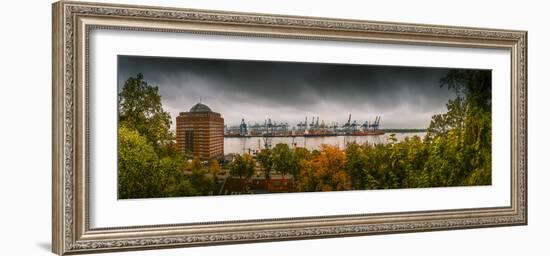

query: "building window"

left=185, top=130, right=194, bottom=154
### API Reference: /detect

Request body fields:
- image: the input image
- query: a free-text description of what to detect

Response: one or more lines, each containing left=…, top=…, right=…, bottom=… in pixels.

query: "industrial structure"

left=225, top=118, right=290, bottom=137
left=224, top=114, right=384, bottom=137
left=176, top=102, right=224, bottom=160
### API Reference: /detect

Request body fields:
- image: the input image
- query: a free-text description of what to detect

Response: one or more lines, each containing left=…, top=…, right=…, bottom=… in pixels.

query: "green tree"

left=157, top=156, right=197, bottom=197
left=209, top=159, right=222, bottom=177
left=400, top=136, right=429, bottom=188
left=230, top=154, right=256, bottom=180
left=440, top=69, right=491, bottom=112
left=271, top=143, right=298, bottom=179
left=188, top=168, right=215, bottom=196
left=158, top=140, right=179, bottom=158
left=190, top=157, right=203, bottom=171
left=423, top=69, right=492, bottom=187
left=345, top=142, right=367, bottom=190
left=118, top=73, right=173, bottom=152
left=291, top=147, right=310, bottom=181
left=257, top=149, right=273, bottom=180
left=427, top=97, right=466, bottom=138
left=294, top=147, right=311, bottom=161
left=118, top=126, right=161, bottom=199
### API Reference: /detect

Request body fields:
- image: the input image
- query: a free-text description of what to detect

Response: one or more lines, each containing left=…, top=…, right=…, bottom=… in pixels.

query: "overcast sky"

left=118, top=55, right=463, bottom=130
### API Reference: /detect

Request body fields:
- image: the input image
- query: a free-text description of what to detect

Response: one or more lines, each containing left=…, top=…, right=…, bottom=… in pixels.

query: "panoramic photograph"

left=117, top=55, right=492, bottom=199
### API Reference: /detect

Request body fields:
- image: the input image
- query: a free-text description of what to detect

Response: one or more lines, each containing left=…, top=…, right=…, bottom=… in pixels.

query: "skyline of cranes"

left=226, top=114, right=384, bottom=137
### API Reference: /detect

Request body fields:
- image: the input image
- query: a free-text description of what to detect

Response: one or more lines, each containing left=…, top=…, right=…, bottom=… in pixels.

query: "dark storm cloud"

left=117, top=55, right=463, bottom=129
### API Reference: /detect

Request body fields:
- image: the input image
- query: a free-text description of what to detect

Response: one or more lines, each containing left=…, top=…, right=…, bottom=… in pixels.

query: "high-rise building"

left=176, top=102, right=224, bottom=160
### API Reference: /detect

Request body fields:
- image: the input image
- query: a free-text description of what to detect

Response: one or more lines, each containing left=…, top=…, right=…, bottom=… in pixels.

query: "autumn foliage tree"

left=295, top=145, right=351, bottom=192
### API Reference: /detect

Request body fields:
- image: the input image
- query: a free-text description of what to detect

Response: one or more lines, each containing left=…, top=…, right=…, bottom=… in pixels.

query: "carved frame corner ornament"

left=52, top=1, right=527, bottom=255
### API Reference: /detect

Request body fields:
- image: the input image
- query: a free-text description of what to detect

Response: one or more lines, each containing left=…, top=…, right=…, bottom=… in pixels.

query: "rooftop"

left=189, top=102, right=212, bottom=112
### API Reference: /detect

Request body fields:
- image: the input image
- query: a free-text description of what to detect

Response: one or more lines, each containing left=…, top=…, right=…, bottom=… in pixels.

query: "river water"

left=224, top=132, right=426, bottom=155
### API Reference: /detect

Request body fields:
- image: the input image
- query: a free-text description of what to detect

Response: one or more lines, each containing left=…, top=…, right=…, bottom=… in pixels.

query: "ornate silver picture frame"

left=52, top=1, right=527, bottom=255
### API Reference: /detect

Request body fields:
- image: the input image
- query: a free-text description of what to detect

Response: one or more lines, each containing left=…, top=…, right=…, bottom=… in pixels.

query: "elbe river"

left=224, top=132, right=426, bottom=155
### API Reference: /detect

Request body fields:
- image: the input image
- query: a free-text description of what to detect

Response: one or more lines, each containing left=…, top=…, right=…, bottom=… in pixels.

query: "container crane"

left=239, top=118, right=247, bottom=135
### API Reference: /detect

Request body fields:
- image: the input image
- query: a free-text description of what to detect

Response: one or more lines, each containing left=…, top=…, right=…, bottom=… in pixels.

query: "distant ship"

left=351, top=131, right=385, bottom=136
left=303, top=131, right=337, bottom=137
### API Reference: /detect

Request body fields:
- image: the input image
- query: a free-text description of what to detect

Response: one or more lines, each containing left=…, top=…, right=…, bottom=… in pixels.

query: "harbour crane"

left=343, top=114, right=352, bottom=134
left=351, top=120, right=358, bottom=132
left=239, top=118, right=247, bottom=135
left=362, top=120, right=369, bottom=131
left=369, top=116, right=381, bottom=131
left=267, top=118, right=273, bottom=135
left=344, top=114, right=351, bottom=127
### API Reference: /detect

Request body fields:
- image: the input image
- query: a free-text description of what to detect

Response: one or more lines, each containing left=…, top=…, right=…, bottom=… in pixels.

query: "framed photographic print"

left=52, top=1, right=527, bottom=255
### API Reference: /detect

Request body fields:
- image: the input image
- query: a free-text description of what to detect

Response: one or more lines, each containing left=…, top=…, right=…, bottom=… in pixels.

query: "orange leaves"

left=295, top=145, right=351, bottom=192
